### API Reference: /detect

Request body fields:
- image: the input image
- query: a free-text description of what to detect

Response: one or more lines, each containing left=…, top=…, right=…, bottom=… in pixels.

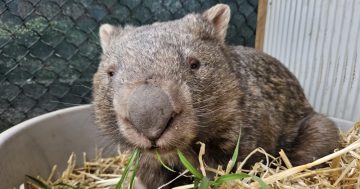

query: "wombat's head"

left=93, top=4, right=239, bottom=156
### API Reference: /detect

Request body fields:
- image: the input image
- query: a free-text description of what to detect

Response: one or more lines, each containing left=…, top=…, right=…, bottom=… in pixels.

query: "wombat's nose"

left=127, top=84, right=174, bottom=140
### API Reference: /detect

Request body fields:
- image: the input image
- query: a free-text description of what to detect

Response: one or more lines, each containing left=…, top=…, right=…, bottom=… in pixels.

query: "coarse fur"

left=92, top=4, right=340, bottom=189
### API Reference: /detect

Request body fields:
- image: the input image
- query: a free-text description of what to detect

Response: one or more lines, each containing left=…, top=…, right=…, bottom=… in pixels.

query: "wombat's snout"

left=127, top=84, right=174, bottom=141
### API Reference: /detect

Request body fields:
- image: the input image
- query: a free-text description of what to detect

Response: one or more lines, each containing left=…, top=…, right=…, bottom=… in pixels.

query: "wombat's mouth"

left=149, top=117, right=174, bottom=148
left=118, top=114, right=180, bottom=153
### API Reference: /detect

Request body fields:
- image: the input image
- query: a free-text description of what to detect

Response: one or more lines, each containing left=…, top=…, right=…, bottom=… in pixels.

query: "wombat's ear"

left=99, top=24, right=118, bottom=52
left=202, top=4, right=231, bottom=43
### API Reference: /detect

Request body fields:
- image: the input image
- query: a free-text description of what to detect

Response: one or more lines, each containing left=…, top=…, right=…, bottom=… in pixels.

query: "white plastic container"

left=0, top=104, right=354, bottom=189
left=0, top=105, right=113, bottom=189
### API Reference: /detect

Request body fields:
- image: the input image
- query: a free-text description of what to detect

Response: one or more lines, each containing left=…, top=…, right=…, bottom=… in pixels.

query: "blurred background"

left=0, top=0, right=258, bottom=132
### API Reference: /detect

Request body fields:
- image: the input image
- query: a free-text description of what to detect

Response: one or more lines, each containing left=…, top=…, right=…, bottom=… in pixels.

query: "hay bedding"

left=22, top=121, right=360, bottom=189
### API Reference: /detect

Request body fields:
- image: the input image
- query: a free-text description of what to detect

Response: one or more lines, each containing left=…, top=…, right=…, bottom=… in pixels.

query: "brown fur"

left=92, top=4, right=340, bottom=189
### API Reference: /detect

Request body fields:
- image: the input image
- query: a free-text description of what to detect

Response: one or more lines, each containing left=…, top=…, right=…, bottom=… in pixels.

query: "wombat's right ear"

left=99, top=24, right=118, bottom=52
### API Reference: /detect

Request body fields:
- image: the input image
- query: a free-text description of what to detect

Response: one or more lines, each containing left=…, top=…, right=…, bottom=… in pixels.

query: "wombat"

left=93, top=4, right=339, bottom=189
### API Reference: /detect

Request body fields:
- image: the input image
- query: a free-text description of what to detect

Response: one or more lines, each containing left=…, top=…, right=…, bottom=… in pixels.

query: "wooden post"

left=255, top=0, right=268, bottom=50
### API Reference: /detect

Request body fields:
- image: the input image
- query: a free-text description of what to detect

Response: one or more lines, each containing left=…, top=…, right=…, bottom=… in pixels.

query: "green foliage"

left=173, top=131, right=270, bottom=189
left=199, top=177, right=211, bottom=189
left=25, top=175, right=51, bottom=189
left=115, top=148, right=140, bottom=189
left=129, top=153, right=141, bottom=189
left=177, top=149, right=203, bottom=180
left=156, top=150, right=176, bottom=173
left=227, top=130, right=241, bottom=173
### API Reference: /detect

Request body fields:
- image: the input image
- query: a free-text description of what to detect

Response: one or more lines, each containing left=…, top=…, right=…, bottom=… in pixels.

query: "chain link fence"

left=0, top=0, right=258, bottom=132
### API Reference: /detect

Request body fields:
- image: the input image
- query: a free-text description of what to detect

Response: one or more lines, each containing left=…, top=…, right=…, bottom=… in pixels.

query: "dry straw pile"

left=217, top=121, right=360, bottom=189
left=23, top=121, right=360, bottom=189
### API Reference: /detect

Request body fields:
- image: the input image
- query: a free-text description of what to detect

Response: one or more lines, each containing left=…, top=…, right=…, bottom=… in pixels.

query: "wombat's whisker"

left=168, top=137, right=187, bottom=146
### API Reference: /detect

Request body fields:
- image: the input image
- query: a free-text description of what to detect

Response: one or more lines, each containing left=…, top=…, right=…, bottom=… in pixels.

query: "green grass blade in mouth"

left=129, top=151, right=141, bottom=189
left=115, top=148, right=140, bottom=189
left=156, top=150, right=176, bottom=173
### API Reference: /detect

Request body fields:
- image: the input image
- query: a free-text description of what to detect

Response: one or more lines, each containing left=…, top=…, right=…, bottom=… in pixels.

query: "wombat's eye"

left=107, top=70, right=114, bottom=77
left=188, top=58, right=201, bottom=70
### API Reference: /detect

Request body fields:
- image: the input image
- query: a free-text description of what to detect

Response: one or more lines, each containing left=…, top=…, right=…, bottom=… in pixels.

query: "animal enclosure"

left=256, top=0, right=360, bottom=121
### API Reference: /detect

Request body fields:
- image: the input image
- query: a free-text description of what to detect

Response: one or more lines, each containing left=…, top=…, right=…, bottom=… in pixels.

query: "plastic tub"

left=0, top=105, right=354, bottom=188
left=0, top=105, right=113, bottom=189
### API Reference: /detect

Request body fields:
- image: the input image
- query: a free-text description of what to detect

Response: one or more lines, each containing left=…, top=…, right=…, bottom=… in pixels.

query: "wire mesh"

left=0, top=0, right=258, bottom=132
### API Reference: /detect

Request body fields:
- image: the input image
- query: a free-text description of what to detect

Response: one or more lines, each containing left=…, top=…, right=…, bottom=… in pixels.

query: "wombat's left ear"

left=99, top=24, right=119, bottom=53
left=202, top=4, right=231, bottom=43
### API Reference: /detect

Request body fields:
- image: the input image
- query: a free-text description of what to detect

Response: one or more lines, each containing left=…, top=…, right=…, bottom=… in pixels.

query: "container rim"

left=0, top=104, right=93, bottom=146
